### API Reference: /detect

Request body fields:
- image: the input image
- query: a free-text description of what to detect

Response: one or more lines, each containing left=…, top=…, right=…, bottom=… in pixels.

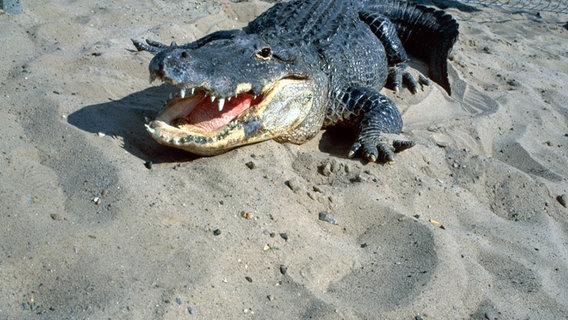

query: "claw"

left=377, top=143, right=395, bottom=163
left=402, top=71, right=419, bottom=94
left=418, top=74, right=430, bottom=87
left=348, top=142, right=362, bottom=158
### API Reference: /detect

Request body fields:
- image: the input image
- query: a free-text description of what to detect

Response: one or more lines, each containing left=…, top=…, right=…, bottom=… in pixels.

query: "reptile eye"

left=256, top=47, right=272, bottom=60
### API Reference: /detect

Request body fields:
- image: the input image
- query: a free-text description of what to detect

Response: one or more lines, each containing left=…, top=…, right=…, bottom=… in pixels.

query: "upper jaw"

left=150, top=72, right=264, bottom=113
left=158, top=84, right=264, bottom=115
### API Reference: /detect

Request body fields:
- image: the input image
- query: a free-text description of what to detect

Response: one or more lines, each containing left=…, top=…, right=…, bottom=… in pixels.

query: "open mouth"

left=144, top=81, right=281, bottom=155
left=153, top=86, right=265, bottom=135
left=145, top=76, right=315, bottom=155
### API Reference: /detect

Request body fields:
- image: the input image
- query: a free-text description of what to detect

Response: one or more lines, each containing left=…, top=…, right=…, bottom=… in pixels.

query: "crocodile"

left=132, top=0, right=458, bottom=162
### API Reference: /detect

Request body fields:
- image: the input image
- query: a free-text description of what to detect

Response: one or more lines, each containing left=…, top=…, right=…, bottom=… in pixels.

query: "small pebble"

left=92, top=197, right=101, bottom=205
left=175, top=297, right=182, bottom=305
left=436, top=141, right=448, bottom=148
left=213, top=229, right=221, bottom=236
left=267, top=295, right=274, bottom=301
left=279, top=233, right=288, bottom=241
left=97, top=132, right=105, bottom=137
left=240, top=211, right=253, bottom=219
left=319, top=211, right=338, bottom=225
left=284, top=178, right=302, bottom=192
left=50, top=213, right=65, bottom=221
left=144, top=161, right=153, bottom=170
left=319, top=162, right=333, bottom=176
left=187, top=307, right=194, bottom=315
left=245, top=276, right=253, bottom=283
left=507, top=79, right=520, bottom=88
left=245, top=161, right=256, bottom=169
left=557, top=194, right=567, bottom=208
left=279, top=264, right=288, bottom=275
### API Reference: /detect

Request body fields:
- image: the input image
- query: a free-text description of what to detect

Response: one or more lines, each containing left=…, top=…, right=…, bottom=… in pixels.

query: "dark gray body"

left=247, top=1, right=391, bottom=103
left=134, top=0, right=458, bottom=162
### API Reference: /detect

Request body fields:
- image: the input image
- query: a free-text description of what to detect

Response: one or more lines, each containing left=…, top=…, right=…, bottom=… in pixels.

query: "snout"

left=149, top=48, right=193, bottom=84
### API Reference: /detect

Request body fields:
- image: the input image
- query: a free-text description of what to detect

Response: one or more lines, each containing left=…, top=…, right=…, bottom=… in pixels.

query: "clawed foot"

left=348, top=138, right=415, bottom=163
left=388, top=65, right=430, bottom=94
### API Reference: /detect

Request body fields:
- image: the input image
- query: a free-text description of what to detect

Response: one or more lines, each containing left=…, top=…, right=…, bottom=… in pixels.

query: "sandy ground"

left=1, top=0, right=567, bottom=319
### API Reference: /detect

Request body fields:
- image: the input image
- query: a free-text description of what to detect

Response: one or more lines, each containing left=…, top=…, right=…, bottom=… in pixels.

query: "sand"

left=1, top=0, right=567, bottom=319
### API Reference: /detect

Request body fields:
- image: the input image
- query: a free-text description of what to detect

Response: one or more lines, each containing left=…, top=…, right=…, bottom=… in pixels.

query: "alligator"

left=132, top=0, right=458, bottom=162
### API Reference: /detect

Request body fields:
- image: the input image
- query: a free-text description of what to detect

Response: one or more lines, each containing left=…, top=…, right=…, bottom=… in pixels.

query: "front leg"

left=335, top=87, right=414, bottom=163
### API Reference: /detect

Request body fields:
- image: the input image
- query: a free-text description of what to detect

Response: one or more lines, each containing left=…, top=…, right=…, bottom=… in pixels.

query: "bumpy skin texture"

left=133, top=0, right=458, bottom=162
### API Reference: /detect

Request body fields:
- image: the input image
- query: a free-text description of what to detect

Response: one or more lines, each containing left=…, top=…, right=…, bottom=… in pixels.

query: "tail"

left=371, top=1, right=459, bottom=95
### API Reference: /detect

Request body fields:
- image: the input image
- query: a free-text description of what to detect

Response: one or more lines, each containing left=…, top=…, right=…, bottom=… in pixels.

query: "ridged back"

left=244, top=0, right=355, bottom=45
left=245, top=0, right=459, bottom=94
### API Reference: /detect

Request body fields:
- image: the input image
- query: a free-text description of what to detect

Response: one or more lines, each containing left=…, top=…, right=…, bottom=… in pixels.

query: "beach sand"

left=1, top=0, right=567, bottom=318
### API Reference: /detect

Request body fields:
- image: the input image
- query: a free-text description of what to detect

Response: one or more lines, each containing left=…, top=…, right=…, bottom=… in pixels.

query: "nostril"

left=180, top=51, right=188, bottom=59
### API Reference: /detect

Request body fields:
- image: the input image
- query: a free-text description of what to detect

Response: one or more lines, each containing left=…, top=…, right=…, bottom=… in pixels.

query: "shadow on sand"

left=67, top=84, right=198, bottom=164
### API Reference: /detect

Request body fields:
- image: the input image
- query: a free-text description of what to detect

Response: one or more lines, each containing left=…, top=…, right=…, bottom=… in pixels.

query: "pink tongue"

left=189, top=95, right=253, bottom=132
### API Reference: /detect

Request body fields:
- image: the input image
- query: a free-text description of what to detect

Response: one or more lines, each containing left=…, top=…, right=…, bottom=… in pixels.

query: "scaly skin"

left=133, top=0, right=458, bottom=162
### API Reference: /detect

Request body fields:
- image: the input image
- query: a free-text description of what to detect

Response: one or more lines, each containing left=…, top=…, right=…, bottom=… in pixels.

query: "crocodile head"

left=144, top=30, right=325, bottom=155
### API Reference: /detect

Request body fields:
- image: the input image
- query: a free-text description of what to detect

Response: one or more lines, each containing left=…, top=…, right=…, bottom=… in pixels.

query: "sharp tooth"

left=210, top=96, right=216, bottom=103
left=145, top=124, right=156, bottom=134
left=218, top=98, right=225, bottom=112
left=191, top=88, right=195, bottom=96
left=168, top=92, right=173, bottom=99
left=180, top=88, right=186, bottom=99
left=227, top=96, right=232, bottom=102
left=253, top=95, right=257, bottom=100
